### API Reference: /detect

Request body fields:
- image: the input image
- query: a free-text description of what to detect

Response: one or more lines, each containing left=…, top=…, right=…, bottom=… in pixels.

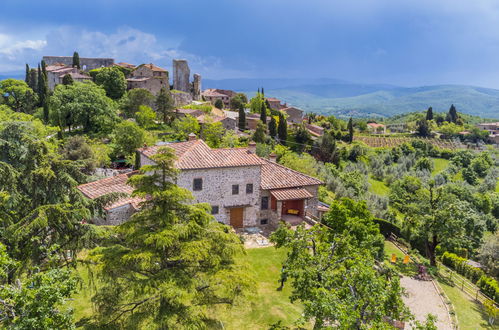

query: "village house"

left=266, top=97, right=287, bottom=110
left=305, top=123, right=325, bottom=137
left=476, top=122, right=499, bottom=144
left=45, top=64, right=92, bottom=90
left=127, top=63, right=169, bottom=95
left=201, top=89, right=237, bottom=108
left=77, top=138, right=322, bottom=228
left=281, top=106, right=304, bottom=124
left=367, top=122, right=386, bottom=134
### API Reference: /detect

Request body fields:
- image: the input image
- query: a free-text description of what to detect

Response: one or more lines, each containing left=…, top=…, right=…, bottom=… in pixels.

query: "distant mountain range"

left=2, top=72, right=498, bottom=119
left=204, top=78, right=499, bottom=119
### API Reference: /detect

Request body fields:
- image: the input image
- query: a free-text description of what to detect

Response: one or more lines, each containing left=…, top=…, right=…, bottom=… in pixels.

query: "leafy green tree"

left=202, top=119, right=225, bottom=148
left=414, top=157, right=434, bottom=172
left=426, top=106, right=433, bottom=121
left=229, top=93, right=247, bottom=110
left=0, top=79, right=38, bottom=113
left=62, top=73, right=74, bottom=85
left=113, top=121, right=146, bottom=158
left=89, top=147, right=251, bottom=328
left=252, top=120, right=267, bottom=143
left=277, top=112, right=287, bottom=145
left=268, top=115, right=277, bottom=138
left=72, top=51, right=80, bottom=69
left=416, top=119, right=431, bottom=137
left=50, top=82, right=118, bottom=134
left=312, top=131, right=337, bottom=163
left=238, top=104, right=246, bottom=130
left=135, top=105, right=156, bottom=128
left=94, top=66, right=127, bottom=99
left=214, top=98, right=224, bottom=109
left=172, top=115, right=201, bottom=140
left=294, top=123, right=311, bottom=152
left=347, top=117, right=354, bottom=143
left=61, top=135, right=97, bottom=174
left=270, top=221, right=409, bottom=328
left=122, top=88, right=155, bottom=119
left=0, top=244, right=78, bottom=329
left=156, top=87, right=175, bottom=124
left=478, top=232, right=499, bottom=278
left=390, top=177, right=484, bottom=265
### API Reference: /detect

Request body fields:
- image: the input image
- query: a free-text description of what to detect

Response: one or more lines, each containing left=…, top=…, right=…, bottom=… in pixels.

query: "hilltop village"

left=0, top=52, right=498, bottom=329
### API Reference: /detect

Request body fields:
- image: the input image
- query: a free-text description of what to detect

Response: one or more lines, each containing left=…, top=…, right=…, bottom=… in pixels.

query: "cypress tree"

left=41, top=60, right=47, bottom=79
left=37, top=64, right=43, bottom=99
left=278, top=112, right=287, bottom=145
left=238, top=104, right=246, bottom=130
left=260, top=101, right=267, bottom=125
left=25, top=64, right=30, bottom=84
left=28, top=69, right=38, bottom=91
left=261, top=87, right=264, bottom=97
left=62, top=74, right=74, bottom=85
left=73, top=51, right=80, bottom=69
left=447, top=104, right=458, bottom=123
left=426, top=107, right=433, bottom=121
left=347, top=117, right=354, bottom=143
left=268, top=116, right=277, bottom=138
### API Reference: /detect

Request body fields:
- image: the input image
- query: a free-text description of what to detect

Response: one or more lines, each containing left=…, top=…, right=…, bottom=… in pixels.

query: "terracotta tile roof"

left=115, top=62, right=136, bottom=69
left=46, top=64, right=68, bottom=72
left=270, top=187, right=313, bottom=201
left=77, top=171, right=138, bottom=199
left=104, top=196, right=143, bottom=211
left=59, top=72, right=92, bottom=80
left=260, top=159, right=322, bottom=190
left=138, top=140, right=265, bottom=170
left=266, top=97, right=281, bottom=102
left=367, top=123, right=385, bottom=128
left=281, top=107, right=303, bottom=113
left=139, top=63, right=167, bottom=72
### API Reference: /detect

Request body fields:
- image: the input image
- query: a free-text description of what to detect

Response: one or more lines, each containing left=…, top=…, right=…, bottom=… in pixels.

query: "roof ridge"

left=260, top=157, right=323, bottom=184
left=77, top=170, right=139, bottom=188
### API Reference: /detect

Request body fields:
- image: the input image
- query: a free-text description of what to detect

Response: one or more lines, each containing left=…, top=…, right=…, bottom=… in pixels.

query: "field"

left=354, top=135, right=463, bottom=149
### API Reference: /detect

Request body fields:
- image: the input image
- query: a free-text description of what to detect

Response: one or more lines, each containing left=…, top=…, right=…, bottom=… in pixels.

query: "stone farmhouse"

left=281, top=106, right=304, bottom=124
left=266, top=97, right=287, bottom=110
left=126, top=63, right=169, bottom=95
left=77, top=138, right=322, bottom=228
left=201, top=89, right=237, bottom=108
left=45, top=64, right=92, bottom=90
left=367, top=123, right=386, bottom=134
left=476, top=122, right=499, bottom=144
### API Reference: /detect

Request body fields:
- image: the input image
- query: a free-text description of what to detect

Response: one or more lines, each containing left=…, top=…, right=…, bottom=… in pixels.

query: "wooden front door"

left=230, top=207, right=244, bottom=228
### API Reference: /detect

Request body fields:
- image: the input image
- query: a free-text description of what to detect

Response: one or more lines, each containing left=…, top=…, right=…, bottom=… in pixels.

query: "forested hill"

left=204, top=78, right=499, bottom=119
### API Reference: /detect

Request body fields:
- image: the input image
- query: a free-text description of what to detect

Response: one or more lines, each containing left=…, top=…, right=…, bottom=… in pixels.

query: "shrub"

left=373, top=218, right=401, bottom=238
left=477, top=276, right=499, bottom=303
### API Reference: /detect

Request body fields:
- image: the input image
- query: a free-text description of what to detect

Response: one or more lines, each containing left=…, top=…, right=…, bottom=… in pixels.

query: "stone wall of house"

left=173, top=59, right=190, bottom=93
left=258, top=190, right=280, bottom=226
left=304, top=185, right=320, bottom=217
left=172, top=91, right=193, bottom=107
left=176, top=166, right=262, bottom=227
left=89, top=204, right=135, bottom=226
left=43, top=56, right=114, bottom=71
left=220, top=117, right=237, bottom=131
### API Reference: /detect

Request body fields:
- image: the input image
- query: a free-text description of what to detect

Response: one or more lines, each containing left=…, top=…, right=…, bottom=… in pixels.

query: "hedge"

left=374, top=218, right=401, bottom=238
left=442, top=252, right=498, bottom=303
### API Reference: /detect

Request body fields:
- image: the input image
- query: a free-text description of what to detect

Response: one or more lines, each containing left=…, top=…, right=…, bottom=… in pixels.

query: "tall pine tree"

left=278, top=112, right=287, bottom=145
left=260, top=101, right=267, bottom=125
left=25, top=64, right=30, bottom=84
left=268, top=115, right=277, bottom=138
left=347, top=117, right=354, bottom=143
left=238, top=104, right=246, bottom=130
left=72, top=51, right=80, bottom=69
left=426, top=106, right=433, bottom=121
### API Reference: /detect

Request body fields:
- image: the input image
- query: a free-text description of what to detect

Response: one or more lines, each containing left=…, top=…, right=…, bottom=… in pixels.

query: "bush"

left=373, top=218, right=401, bottom=238
left=477, top=276, right=499, bottom=303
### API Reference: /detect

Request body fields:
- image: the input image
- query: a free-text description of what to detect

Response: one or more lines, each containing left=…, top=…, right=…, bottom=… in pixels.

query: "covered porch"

left=269, top=188, right=313, bottom=225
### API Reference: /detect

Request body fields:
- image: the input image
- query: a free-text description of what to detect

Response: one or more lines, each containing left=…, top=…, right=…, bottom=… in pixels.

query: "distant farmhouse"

left=476, top=122, right=499, bottom=144
left=78, top=137, right=323, bottom=228
left=201, top=89, right=237, bottom=108
left=367, top=122, right=386, bottom=134
left=45, top=64, right=92, bottom=90
left=266, top=97, right=287, bottom=110
left=126, top=63, right=169, bottom=95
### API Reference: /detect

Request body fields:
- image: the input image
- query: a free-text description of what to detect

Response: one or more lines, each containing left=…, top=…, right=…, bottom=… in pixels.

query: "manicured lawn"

left=69, top=247, right=304, bottom=329
left=436, top=277, right=494, bottom=329
left=368, top=177, right=390, bottom=196
left=211, top=247, right=304, bottom=329
left=432, top=158, right=449, bottom=176
left=384, top=241, right=417, bottom=276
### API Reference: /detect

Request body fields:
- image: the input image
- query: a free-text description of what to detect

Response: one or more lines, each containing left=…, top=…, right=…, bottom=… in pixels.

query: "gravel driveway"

left=400, top=276, right=453, bottom=329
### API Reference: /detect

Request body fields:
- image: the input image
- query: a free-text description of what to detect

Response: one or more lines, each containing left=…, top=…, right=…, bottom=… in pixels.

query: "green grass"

left=211, top=247, right=304, bottom=329
left=368, top=177, right=390, bottom=196
left=383, top=241, right=417, bottom=276
left=69, top=247, right=303, bottom=329
left=436, top=277, right=494, bottom=329
left=432, top=158, right=450, bottom=176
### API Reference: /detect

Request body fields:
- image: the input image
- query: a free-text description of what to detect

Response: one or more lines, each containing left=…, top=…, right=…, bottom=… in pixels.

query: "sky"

left=2, top=0, right=499, bottom=88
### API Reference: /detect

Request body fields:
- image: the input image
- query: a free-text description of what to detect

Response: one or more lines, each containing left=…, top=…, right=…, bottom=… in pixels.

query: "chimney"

left=269, top=153, right=277, bottom=163
left=188, top=133, right=197, bottom=141
left=248, top=141, right=256, bottom=154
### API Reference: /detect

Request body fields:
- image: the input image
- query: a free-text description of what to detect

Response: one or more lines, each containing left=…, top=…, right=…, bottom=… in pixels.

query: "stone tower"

left=192, top=73, right=202, bottom=100
left=173, top=59, right=190, bottom=93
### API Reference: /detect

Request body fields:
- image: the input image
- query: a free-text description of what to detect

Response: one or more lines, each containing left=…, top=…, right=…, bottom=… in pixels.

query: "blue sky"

left=2, top=0, right=499, bottom=87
